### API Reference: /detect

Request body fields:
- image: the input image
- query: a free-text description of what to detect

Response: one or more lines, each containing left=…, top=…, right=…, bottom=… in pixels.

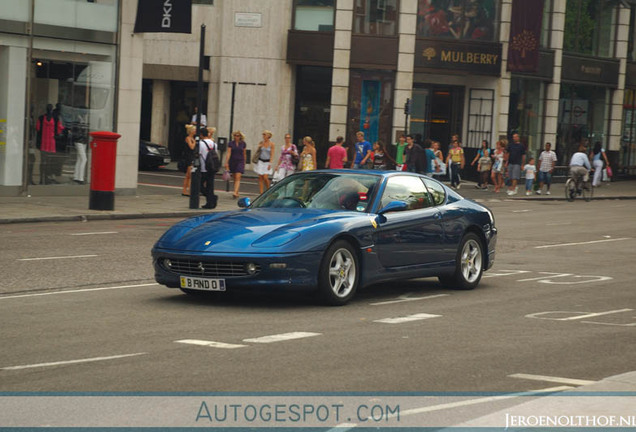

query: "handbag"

left=605, top=166, right=613, bottom=178
left=251, top=146, right=262, bottom=164
left=222, top=170, right=231, bottom=181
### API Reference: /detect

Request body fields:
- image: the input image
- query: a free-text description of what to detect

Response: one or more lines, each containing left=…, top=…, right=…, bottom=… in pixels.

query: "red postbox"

left=89, top=131, right=121, bottom=211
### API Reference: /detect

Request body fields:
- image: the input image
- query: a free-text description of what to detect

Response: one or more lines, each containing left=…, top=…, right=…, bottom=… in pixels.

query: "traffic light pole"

left=404, top=98, right=411, bottom=136
left=189, top=24, right=206, bottom=209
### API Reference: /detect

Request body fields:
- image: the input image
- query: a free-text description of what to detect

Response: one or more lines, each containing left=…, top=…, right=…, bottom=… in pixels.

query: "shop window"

left=507, top=78, right=545, bottom=156
left=621, top=90, right=636, bottom=172
left=416, top=0, right=498, bottom=41
left=629, top=3, right=636, bottom=61
left=354, top=0, right=398, bottom=36
left=347, top=70, right=394, bottom=153
left=564, top=0, right=617, bottom=58
left=294, top=0, right=335, bottom=31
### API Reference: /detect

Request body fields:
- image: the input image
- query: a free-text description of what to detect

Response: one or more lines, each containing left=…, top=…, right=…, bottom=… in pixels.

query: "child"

left=523, top=157, right=537, bottom=196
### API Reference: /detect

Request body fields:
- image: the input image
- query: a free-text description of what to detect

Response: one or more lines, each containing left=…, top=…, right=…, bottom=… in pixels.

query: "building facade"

left=1, top=0, right=635, bottom=196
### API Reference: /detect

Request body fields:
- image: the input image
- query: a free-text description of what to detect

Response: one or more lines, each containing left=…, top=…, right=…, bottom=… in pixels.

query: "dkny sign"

left=134, top=0, right=192, bottom=34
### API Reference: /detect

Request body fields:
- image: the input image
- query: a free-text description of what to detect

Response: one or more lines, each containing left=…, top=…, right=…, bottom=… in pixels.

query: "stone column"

left=497, top=0, right=512, bottom=139
left=115, top=0, right=144, bottom=193
left=329, top=0, right=353, bottom=141
left=608, top=4, right=631, bottom=154
left=543, top=0, right=566, bottom=147
left=150, top=80, right=170, bottom=147
left=392, top=0, right=417, bottom=141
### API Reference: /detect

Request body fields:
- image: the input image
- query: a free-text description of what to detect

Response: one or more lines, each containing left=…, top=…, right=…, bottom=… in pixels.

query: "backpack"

left=203, top=140, right=220, bottom=172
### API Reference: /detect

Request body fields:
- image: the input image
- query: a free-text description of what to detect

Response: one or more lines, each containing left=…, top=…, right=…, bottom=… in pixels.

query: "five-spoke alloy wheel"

left=318, top=240, right=359, bottom=305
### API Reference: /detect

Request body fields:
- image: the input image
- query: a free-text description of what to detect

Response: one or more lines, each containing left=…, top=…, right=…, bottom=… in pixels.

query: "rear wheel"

left=438, top=232, right=483, bottom=290
left=565, top=178, right=576, bottom=202
left=318, top=240, right=359, bottom=306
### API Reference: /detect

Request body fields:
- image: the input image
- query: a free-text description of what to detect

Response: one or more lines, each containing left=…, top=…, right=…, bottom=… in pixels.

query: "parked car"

left=152, top=170, right=497, bottom=305
left=139, top=140, right=171, bottom=170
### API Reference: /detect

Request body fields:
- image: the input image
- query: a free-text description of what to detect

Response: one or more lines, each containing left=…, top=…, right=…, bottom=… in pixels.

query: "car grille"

left=161, top=258, right=260, bottom=277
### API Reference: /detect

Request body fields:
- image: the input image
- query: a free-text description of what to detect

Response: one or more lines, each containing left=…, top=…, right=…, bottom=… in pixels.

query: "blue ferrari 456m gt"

left=152, top=170, right=497, bottom=305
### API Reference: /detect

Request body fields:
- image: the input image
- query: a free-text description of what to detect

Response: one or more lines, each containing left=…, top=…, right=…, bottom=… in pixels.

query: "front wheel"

left=439, top=232, right=483, bottom=290
left=318, top=240, right=359, bottom=306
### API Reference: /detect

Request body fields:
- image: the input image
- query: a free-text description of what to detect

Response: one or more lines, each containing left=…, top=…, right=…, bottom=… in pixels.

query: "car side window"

left=423, top=178, right=446, bottom=206
left=381, top=176, right=433, bottom=210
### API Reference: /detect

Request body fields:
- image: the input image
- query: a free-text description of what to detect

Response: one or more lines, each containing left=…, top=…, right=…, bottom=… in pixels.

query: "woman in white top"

left=254, top=130, right=276, bottom=194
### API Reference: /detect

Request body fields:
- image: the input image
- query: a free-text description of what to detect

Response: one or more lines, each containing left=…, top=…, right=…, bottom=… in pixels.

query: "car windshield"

left=251, top=171, right=381, bottom=212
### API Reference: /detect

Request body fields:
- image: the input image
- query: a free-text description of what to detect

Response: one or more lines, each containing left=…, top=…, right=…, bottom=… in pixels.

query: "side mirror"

left=237, top=197, right=251, bottom=208
left=377, top=200, right=408, bottom=215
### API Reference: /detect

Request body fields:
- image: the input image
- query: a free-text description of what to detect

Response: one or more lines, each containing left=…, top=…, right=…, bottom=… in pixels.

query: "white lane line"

left=71, top=232, right=118, bottom=236
left=243, top=332, right=321, bottom=344
left=559, top=308, right=633, bottom=321
left=0, top=283, right=159, bottom=300
left=535, top=237, right=631, bottom=249
left=374, top=313, right=441, bottom=324
left=17, top=254, right=98, bottom=261
left=137, top=182, right=181, bottom=190
left=509, top=373, right=596, bottom=386
left=512, top=209, right=531, bottom=213
left=1, top=353, right=147, bottom=371
left=370, top=293, right=449, bottom=306
left=175, top=339, right=247, bottom=349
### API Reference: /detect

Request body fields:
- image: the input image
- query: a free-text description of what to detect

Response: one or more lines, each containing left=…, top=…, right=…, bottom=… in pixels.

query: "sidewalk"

left=1, top=177, right=635, bottom=225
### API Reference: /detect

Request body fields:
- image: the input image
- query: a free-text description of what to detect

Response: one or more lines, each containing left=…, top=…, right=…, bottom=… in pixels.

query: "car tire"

left=438, top=232, right=483, bottom=290
left=318, top=240, right=359, bottom=306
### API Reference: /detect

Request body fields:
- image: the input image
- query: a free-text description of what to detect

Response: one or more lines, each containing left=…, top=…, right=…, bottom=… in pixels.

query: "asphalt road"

left=0, top=198, right=634, bottom=396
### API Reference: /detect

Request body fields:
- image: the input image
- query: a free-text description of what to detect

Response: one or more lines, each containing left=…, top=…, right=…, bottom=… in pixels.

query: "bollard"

left=89, top=131, right=120, bottom=211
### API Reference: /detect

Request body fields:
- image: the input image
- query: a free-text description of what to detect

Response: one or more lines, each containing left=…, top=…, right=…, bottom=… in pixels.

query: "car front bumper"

left=152, top=249, right=323, bottom=291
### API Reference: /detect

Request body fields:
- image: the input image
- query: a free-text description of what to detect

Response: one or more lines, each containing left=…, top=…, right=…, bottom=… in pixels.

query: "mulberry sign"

left=415, top=39, right=501, bottom=76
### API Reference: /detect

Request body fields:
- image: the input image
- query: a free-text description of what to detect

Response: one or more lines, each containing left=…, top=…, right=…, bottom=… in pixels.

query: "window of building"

left=294, top=0, right=335, bottom=31
left=563, top=0, right=617, bottom=58
left=508, top=78, right=545, bottom=157
left=540, top=0, right=552, bottom=48
left=621, top=89, right=636, bottom=172
left=629, top=3, right=636, bottom=61
left=354, top=0, right=399, bottom=36
left=416, top=0, right=498, bottom=41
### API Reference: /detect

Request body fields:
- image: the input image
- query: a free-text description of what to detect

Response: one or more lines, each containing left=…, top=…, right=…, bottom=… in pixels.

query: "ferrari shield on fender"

left=134, top=0, right=192, bottom=34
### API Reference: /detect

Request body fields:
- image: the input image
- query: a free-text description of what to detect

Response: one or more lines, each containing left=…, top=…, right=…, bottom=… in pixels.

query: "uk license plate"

left=180, top=276, right=226, bottom=292
left=163, top=157, right=171, bottom=164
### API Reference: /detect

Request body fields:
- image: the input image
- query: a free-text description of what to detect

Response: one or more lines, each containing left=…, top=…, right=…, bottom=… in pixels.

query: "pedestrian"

left=523, top=157, right=537, bottom=196
left=273, top=133, right=297, bottom=182
left=404, top=134, right=425, bottom=173
left=353, top=131, right=373, bottom=169
left=432, top=141, right=446, bottom=179
left=190, top=106, right=207, bottom=128
left=299, top=136, right=317, bottom=171
left=446, top=134, right=465, bottom=189
left=225, top=130, right=246, bottom=199
left=537, top=142, right=557, bottom=195
left=181, top=124, right=197, bottom=196
left=423, top=139, right=439, bottom=175
left=254, top=130, right=276, bottom=194
left=393, top=134, right=407, bottom=171
left=371, top=141, right=395, bottom=170
left=590, top=141, right=611, bottom=187
left=491, top=139, right=506, bottom=193
left=326, top=136, right=348, bottom=169
left=198, top=127, right=218, bottom=209
left=505, top=133, right=526, bottom=195
left=471, top=140, right=491, bottom=189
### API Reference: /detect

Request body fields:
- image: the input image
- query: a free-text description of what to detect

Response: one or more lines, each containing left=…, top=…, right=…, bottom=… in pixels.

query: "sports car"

left=152, top=170, right=497, bottom=305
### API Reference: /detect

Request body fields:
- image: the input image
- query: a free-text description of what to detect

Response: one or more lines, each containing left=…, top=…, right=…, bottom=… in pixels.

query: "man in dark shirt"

left=505, top=133, right=526, bottom=195
left=404, top=135, right=425, bottom=173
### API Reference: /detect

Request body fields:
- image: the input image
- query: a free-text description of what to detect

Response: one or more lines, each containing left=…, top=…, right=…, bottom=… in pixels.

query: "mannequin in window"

left=36, top=103, right=64, bottom=184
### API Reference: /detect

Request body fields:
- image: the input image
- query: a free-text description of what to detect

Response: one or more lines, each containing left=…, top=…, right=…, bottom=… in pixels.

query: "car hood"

left=154, top=208, right=361, bottom=253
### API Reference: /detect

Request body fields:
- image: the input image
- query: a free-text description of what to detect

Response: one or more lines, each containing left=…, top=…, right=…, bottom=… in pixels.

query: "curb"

left=0, top=211, right=208, bottom=225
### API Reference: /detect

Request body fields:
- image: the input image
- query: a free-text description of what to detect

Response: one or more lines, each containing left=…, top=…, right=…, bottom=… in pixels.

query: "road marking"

left=175, top=339, right=247, bottom=349
left=512, top=209, right=531, bottom=213
left=243, top=332, right=321, bottom=343
left=370, top=293, right=449, bottom=306
left=559, top=308, right=633, bottom=321
left=509, top=373, right=596, bottom=386
left=535, top=237, right=631, bottom=249
left=71, top=232, right=118, bottom=236
left=1, top=353, right=147, bottom=371
left=0, top=283, right=159, bottom=300
left=374, top=313, right=441, bottom=324
left=517, top=272, right=573, bottom=282
left=546, top=222, right=572, bottom=226
left=17, top=254, right=98, bottom=261
left=138, top=182, right=181, bottom=190
left=482, top=270, right=531, bottom=278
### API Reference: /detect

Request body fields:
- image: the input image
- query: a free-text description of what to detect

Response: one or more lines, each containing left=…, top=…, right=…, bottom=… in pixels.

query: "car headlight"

left=146, top=145, right=160, bottom=155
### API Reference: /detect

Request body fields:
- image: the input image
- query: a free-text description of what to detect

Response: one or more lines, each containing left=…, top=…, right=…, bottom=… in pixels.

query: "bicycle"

left=565, top=170, right=593, bottom=202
